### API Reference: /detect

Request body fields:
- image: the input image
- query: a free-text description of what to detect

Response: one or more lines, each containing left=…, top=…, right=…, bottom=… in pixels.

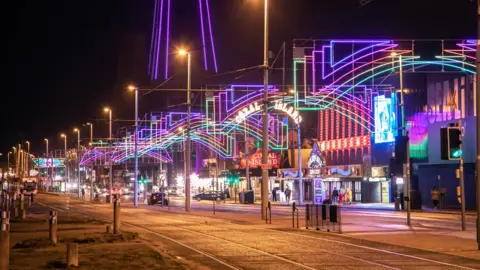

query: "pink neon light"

left=155, top=0, right=165, bottom=79
left=148, top=0, right=158, bottom=75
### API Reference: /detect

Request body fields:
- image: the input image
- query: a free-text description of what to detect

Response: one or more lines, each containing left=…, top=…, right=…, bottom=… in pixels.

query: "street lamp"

left=25, top=141, right=30, bottom=176
left=44, top=138, right=50, bottom=190
left=259, top=0, right=270, bottom=219
left=178, top=49, right=192, bottom=212
left=74, top=128, right=81, bottom=199
left=44, top=138, right=49, bottom=157
left=85, top=123, right=93, bottom=146
left=128, top=84, right=139, bottom=207
left=61, top=133, right=68, bottom=188
left=104, top=107, right=112, bottom=141
left=103, top=107, right=113, bottom=203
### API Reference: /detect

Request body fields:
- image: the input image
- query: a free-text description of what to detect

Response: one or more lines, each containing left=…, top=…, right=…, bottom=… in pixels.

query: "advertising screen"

left=374, top=95, right=396, bottom=143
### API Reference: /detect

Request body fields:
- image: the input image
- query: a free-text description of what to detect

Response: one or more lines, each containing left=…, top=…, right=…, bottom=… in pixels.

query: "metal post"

left=185, top=53, right=192, bottom=212
left=113, top=195, right=121, bottom=234
left=298, top=124, right=303, bottom=205
left=108, top=110, right=113, bottom=204
left=406, top=133, right=411, bottom=226
left=316, top=204, right=319, bottom=230
left=0, top=211, right=9, bottom=270
left=134, top=89, right=139, bottom=207
left=475, top=1, right=480, bottom=250
left=77, top=130, right=81, bottom=199
left=458, top=120, right=466, bottom=231
left=261, top=0, right=269, bottom=220
left=292, top=202, right=296, bottom=228
left=49, top=210, right=57, bottom=244
left=306, top=204, right=310, bottom=229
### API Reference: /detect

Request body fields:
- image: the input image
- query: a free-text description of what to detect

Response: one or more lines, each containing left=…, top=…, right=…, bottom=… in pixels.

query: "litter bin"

left=239, top=192, right=245, bottom=204
left=106, top=194, right=111, bottom=203
left=244, top=190, right=254, bottom=204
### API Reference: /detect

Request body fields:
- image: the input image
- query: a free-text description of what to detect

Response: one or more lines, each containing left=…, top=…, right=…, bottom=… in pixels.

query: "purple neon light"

left=165, top=0, right=171, bottom=79
left=154, top=0, right=165, bottom=80
left=148, top=0, right=158, bottom=75
left=205, top=0, right=218, bottom=72
left=198, top=0, right=208, bottom=70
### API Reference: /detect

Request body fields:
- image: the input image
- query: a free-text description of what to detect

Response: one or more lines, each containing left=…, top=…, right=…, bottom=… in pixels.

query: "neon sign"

left=234, top=100, right=302, bottom=125
left=235, top=102, right=261, bottom=123
left=273, top=100, right=302, bottom=124
left=374, top=95, right=396, bottom=143
left=319, top=135, right=370, bottom=151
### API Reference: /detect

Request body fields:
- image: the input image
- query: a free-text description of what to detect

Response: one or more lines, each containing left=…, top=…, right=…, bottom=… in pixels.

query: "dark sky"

left=5, top=0, right=476, bottom=156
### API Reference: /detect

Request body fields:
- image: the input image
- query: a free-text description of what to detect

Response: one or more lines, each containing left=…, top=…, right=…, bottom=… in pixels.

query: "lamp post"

left=178, top=50, right=191, bottom=212
left=128, top=85, right=139, bottom=207
left=26, top=141, right=30, bottom=176
left=104, top=107, right=113, bottom=203
left=74, top=128, right=81, bottom=199
left=61, top=133, right=68, bottom=190
left=85, top=123, right=93, bottom=146
left=44, top=138, right=50, bottom=191
left=85, top=122, right=94, bottom=201
left=260, top=0, right=270, bottom=220
left=7, top=152, right=12, bottom=178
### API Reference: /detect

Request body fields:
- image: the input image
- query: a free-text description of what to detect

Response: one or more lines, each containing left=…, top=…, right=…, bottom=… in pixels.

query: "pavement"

left=13, top=193, right=478, bottom=269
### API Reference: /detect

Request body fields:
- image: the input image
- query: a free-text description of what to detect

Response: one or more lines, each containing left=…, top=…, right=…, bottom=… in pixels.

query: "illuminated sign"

left=245, top=151, right=280, bottom=168
left=235, top=102, right=262, bottom=123
left=234, top=100, right=302, bottom=125
left=319, top=135, right=370, bottom=151
left=374, top=95, right=396, bottom=143
left=33, top=158, right=65, bottom=168
left=272, top=101, right=302, bottom=124
left=330, top=168, right=352, bottom=176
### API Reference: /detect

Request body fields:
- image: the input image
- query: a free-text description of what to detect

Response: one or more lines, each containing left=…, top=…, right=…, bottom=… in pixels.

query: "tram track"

left=36, top=197, right=478, bottom=270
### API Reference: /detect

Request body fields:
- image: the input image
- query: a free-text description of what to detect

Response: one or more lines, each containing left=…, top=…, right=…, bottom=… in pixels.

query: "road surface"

left=34, top=194, right=479, bottom=270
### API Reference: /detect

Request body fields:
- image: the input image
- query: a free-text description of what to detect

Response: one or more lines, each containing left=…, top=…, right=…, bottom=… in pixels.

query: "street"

left=32, top=193, right=479, bottom=270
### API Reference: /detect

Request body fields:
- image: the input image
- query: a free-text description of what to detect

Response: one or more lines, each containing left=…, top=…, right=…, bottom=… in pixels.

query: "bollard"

left=28, top=195, right=32, bottom=207
left=19, top=194, right=24, bottom=210
left=106, top=225, right=112, bottom=233
left=67, top=243, right=79, bottom=267
left=305, top=204, right=310, bottom=229
left=338, top=205, right=342, bottom=234
left=113, top=195, right=121, bottom=234
left=292, top=202, right=296, bottom=228
left=30, top=193, right=34, bottom=203
left=315, top=204, right=319, bottom=231
left=49, top=210, right=57, bottom=244
left=14, top=207, right=19, bottom=219
left=1, top=211, right=10, bottom=270
left=21, top=208, right=26, bottom=220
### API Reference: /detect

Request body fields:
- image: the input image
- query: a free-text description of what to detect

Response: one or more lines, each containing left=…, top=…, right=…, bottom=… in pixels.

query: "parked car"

left=147, top=192, right=169, bottom=206
left=193, top=191, right=225, bottom=201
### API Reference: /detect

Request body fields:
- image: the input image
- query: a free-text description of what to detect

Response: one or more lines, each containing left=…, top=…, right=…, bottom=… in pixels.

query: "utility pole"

left=457, top=120, right=466, bottom=231
left=185, top=52, right=192, bottom=212
left=475, top=0, right=480, bottom=250
left=261, top=0, right=270, bottom=220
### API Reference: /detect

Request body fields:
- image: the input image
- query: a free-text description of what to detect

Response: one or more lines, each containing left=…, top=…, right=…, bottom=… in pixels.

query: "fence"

left=303, top=204, right=342, bottom=233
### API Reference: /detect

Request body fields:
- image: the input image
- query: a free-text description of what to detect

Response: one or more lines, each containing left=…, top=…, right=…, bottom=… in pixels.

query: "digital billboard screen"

left=374, top=95, right=396, bottom=143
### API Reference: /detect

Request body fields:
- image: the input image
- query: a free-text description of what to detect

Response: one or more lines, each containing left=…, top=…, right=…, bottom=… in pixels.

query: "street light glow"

left=104, top=107, right=111, bottom=112
left=73, top=128, right=79, bottom=132
left=390, top=52, right=398, bottom=57
left=178, top=127, right=184, bottom=131
left=60, top=133, right=66, bottom=138
left=178, top=49, right=188, bottom=56
left=127, top=85, right=137, bottom=91
left=44, top=138, right=48, bottom=142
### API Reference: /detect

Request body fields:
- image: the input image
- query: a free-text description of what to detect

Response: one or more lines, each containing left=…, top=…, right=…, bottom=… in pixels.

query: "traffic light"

left=440, top=126, right=462, bottom=160
left=226, top=173, right=239, bottom=185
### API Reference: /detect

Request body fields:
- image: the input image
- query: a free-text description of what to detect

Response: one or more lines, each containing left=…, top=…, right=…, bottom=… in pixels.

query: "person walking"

left=399, top=190, right=405, bottom=210
left=81, top=188, right=85, bottom=200
left=271, top=188, right=277, bottom=202
left=345, top=187, right=352, bottom=205
left=284, top=186, right=291, bottom=205
left=431, top=186, right=440, bottom=209
left=332, top=187, right=339, bottom=205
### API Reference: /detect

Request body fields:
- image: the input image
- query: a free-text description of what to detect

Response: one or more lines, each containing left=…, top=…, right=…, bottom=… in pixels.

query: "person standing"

left=271, top=188, right=277, bottom=202
left=339, top=185, right=345, bottom=205
left=285, top=186, right=291, bottom=205
left=399, top=190, right=405, bottom=210
left=332, top=187, right=339, bottom=205
left=345, top=187, right=352, bottom=205
left=81, top=188, right=85, bottom=200
left=431, top=186, right=440, bottom=209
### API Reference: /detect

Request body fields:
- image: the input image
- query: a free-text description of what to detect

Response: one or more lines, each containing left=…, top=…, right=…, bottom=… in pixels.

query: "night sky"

left=5, top=0, right=476, bottom=156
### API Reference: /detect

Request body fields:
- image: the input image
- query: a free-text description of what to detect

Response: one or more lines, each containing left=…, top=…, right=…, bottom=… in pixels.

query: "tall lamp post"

left=85, top=123, right=93, bottom=146
left=475, top=0, right=480, bottom=250
left=74, top=128, right=81, bottom=199
left=61, top=133, right=68, bottom=190
left=260, top=0, right=270, bottom=219
left=178, top=49, right=192, bottom=212
left=128, top=85, right=140, bottom=207
left=44, top=138, right=50, bottom=190
left=85, top=122, right=94, bottom=201
left=104, top=107, right=113, bottom=203
left=26, top=141, right=30, bottom=176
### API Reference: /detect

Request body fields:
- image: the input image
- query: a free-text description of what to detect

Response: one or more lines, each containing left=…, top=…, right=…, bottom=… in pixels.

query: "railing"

left=305, top=204, right=342, bottom=233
